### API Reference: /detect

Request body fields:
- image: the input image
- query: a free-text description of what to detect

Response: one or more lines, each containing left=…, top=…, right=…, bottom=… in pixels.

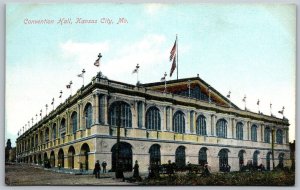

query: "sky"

left=6, top=3, right=295, bottom=146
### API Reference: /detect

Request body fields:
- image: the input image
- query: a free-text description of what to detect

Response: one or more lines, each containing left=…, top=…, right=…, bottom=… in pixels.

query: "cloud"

left=144, top=4, right=166, bottom=16
left=60, top=40, right=111, bottom=67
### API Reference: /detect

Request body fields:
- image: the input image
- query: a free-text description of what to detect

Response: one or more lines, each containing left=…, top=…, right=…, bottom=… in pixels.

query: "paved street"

left=5, top=163, right=138, bottom=186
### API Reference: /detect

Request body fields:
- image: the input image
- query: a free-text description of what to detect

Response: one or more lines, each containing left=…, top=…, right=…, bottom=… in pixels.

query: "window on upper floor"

left=251, top=124, right=258, bottom=142
left=236, top=122, right=243, bottom=140
left=84, top=103, right=93, bottom=129
left=109, top=101, right=132, bottom=128
left=264, top=127, right=271, bottom=143
left=276, top=129, right=283, bottom=144
left=60, top=118, right=66, bottom=138
left=216, top=119, right=227, bottom=138
left=196, top=115, right=206, bottom=136
left=173, top=111, right=185, bottom=133
left=71, top=112, right=78, bottom=134
left=146, top=106, right=161, bottom=131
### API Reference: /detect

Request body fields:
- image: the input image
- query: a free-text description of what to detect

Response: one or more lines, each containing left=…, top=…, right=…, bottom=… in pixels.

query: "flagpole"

left=176, top=34, right=178, bottom=80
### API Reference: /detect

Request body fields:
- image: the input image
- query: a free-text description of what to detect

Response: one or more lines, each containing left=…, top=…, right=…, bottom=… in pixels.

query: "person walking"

left=133, top=160, right=141, bottom=181
left=94, top=160, right=101, bottom=179
left=102, top=161, right=107, bottom=173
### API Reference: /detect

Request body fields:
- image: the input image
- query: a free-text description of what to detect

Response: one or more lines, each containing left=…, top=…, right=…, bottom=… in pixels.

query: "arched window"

left=84, top=103, right=93, bottom=129
left=146, top=106, right=161, bottom=130
left=60, top=118, right=66, bottom=138
left=216, top=119, right=227, bottom=138
left=52, top=124, right=56, bottom=140
left=71, top=112, right=78, bottom=134
left=175, top=146, right=186, bottom=167
left=149, top=144, right=161, bottom=165
left=198, top=147, right=207, bottom=166
left=276, top=129, right=283, bottom=144
left=264, top=127, right=271, bottom=143
left=251, top=125, right=257, bottom=142
left=253, top=150, right=260, bottom=167
left=219, top=149, right=229, bottom=172
left=173, top=111, right=185, bottom=133
left=196, top=115, right=206, bottom=136
left=109, top=101, right=132, bottom=128
left=236, top=122, right=243, bottom=140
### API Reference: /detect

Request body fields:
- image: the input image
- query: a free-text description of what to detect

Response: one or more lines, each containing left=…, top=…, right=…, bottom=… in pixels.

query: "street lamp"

left=115, top=101, right=124, bottom=179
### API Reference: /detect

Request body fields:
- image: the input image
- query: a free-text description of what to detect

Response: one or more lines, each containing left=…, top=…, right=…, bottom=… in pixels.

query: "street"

left=5, top=163, right=136, bottom=186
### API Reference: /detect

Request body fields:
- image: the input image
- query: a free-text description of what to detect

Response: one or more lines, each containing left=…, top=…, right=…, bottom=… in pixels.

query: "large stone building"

left=16, top=73, right=290, bottom=172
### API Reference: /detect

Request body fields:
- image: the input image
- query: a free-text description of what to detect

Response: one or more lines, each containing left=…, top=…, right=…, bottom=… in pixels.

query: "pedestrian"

left=133, top=160, right=141, bottom=181
left=94, top=160, right=101, bottom=179
left=102, top=161, right=107, bottom=173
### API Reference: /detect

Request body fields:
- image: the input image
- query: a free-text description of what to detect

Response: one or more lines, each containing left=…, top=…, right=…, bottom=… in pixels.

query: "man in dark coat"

left=94, top=160, right=101, bottom=178
left=102, top=161, right=107, bottom=173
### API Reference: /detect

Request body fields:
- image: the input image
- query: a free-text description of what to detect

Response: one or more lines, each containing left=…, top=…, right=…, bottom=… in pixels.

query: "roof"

left=142, top=76, right=240, bottom=109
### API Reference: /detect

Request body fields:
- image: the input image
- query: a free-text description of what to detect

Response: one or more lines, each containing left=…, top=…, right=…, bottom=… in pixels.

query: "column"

left=103, top=95, right=108, bottom=125
left=211, top=114, right=215, bottom=136
left=93, top=92, right=99, bottom=124
left=261, top=124, right=264, bottom=142
left=141, top=102, right=146, bottom=129
left=247, top=121, right=250, bottom=140
left=77, top=101, right=82, bottom=130
left=286, top=128, right=289, bottom=143
left=257, top=124, right=261, bottom=142
left=186, top=111, right=190, bottom=134
left=192, top=111, right=196, bottom=134
left=227, top=117, right=232, bottom=138
left=133, top=101, right=139, bottom=129
left=169, top=107, right=173, bottom=131
left=162, top=107, right=167, bottom=131
left=206, top=114, right=211, bottom=136
left=232, top=118, right=236, bottom=139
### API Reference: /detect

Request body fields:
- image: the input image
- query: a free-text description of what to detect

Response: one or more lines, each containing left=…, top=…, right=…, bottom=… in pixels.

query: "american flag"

left=94, top=53, right=102, bottom=67
left=170, top=57, right=176, bottom=77
left=77, top=73, right=83, bottom=77
left=170, top=39, right=177, bottom=61
left=257, top=99, right=260, bottom=105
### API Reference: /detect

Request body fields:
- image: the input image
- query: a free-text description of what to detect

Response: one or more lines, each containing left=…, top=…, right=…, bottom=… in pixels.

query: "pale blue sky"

left=6, top=3, right=295, bottom=146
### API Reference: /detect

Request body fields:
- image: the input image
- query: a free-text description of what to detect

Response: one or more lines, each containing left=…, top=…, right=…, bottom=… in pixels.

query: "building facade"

left=16, top=74, right=290, bottom=172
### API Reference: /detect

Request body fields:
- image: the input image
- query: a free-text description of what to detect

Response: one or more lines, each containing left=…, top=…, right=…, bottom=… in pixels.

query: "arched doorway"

left=38, top=154, right=42, bottom=165
left=219, top=149, right=229, bottom=172
left=149, top=144, right=161, bottom=165
left=44, top=152, right=48, bottom=162
left=50, top=151, right=55, bottom=168
left=58, top=149, right=64, bottom=168
left=80, top=143, right=90, bottom=170
left=253, top=150, right=260, bottom=167
left=266, top=152, right=271, bottom=170
left=68, top=146, right=75, bottom=169
left=238, top=150, right=246, bottom=170
left=175, top=146, right=186, bottom=167
left=33, top=155, right=37, bottom=164
left=199, top=147, right=208, bottom=166
left=111, top=142, right=132, bottom=172
left=278, top=153, right=284, bottom=168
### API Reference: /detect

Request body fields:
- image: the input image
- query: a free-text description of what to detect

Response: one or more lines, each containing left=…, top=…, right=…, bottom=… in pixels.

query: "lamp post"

left=115, top=101, right=124, bottom=179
